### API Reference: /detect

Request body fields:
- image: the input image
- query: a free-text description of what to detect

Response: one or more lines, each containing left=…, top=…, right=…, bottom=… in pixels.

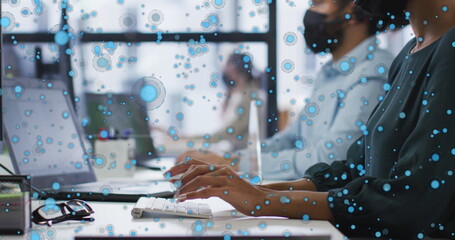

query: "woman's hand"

left=171, top=162, right=270, bottom=217
left=164, top=159, right=334, bottom=221
left=175, top=150, right=239, bottom=171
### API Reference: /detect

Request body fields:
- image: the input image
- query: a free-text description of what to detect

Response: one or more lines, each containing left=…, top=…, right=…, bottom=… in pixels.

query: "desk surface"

left=1, top=198, right=345, bottom=240
left=0, top=155, right=345, bottom=240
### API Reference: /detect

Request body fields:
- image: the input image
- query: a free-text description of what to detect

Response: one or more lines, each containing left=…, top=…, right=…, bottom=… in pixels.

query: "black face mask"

left=303, top=10, right=348, bottom=54
left=354, top=0, right=409, bottom=25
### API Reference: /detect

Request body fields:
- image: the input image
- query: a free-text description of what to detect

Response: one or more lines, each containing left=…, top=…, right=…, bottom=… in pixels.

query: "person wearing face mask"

left=167, top=0, right=455, bottom=238
left=175, top=0, right=397, bottom=180
left=182, top=53, right=265, bottom=151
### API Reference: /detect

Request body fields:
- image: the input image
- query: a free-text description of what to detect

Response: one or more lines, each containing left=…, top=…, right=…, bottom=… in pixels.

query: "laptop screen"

left=3, top=78, right=95, bottom=188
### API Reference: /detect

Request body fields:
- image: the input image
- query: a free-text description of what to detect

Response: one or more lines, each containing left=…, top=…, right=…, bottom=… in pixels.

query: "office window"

left=2, top=0, right=276, bottom=154
left=2, top=0, right=414, bottom=152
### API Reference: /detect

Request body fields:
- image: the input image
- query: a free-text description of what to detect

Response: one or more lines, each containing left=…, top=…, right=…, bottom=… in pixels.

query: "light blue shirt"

left=237, top=37, right=395, bottom=180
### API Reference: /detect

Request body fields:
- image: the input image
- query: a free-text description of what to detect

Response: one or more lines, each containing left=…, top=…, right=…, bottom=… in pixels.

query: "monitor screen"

left=3, top=85, right=92, bottom=177
left=84, top=93, right=157, bottom=162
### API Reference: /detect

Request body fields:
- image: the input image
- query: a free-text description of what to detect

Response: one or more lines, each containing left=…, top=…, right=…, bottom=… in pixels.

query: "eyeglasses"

left=32, top=199, right=95, bottom=226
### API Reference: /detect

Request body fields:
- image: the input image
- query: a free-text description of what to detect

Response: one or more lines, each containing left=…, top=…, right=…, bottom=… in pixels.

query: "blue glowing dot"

left=308, top=106, right=317, bottom=114
left=377, top=66, right=386, bottom=74
left=214, top=0, right=224, bottom=6
left=451, top=148, right=455, bottom=155
left=399, top=112, right=406, bottom=119
left=250, top=176, right=261, bottom=184
left=95, top=157, right=104, bottom=166
left=102, top=188, right=110, bottom=196
left=295, top=140, right=304, bottom=149
left=140, top=85, right=158, bottom=103
left=194, top=224, right=204, bottom=232
left=405, top=170, right=411, bottom=176
left=302, top=214, right=310, bottom=221
left=280, top=196, right=290, bottom=204
left=30, top=231, right=41, bottom=240
left=431, top=180, right=440, bottom=189
left=174, top=180, right=182, bottom=188
left=99, top=130, right=109, bottom=139
left=14, top=86, right=23, bottom=94
left=1, top=17, right=11, bottom=27
left=282, top=163, right=290, bottom=170
left=431, top=154, right=440, bottom=161
left=201, top=21, right=210, bottom=29
left=378, top=126, right=384, bottom=132
left=348, top=206, right=355, bottom=213
left=383, top=183, right=391, bottom=192
left=54, top=30, right=70, bottom=46
left=164, top=172, right=171, bottom=180
left=340, top=61, right=350, bottom=72
left=62, top=112, right=69, bottom=119
left=383, top=83, right=391, bottom=91
left=52, top=182, right=60, bottom=190
left=97, top=57, right=109, bottom=67
left=442, top=6, right=448, bottom=12
left=417, top=233, right=424, bottom=239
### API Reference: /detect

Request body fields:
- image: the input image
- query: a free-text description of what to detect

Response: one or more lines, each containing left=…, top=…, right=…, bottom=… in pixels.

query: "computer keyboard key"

left=198, top=204, right=212, bottom=216
left=152, top=198, right=166, bottom=210
left=145, top=198, right=155, bottom=209
left=175, top=204, right=187, bottom=214
left=164, top=202, right=176, bottom=212
left=132, top=197, right=212, bottom=219
left=186, top=203, right=198, bottom=215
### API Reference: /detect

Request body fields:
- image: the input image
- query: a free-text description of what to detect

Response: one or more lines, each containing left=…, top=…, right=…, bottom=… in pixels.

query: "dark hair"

left=227, top=53, right=254, bottom=82
left=336, top=0, right=404, bottom=36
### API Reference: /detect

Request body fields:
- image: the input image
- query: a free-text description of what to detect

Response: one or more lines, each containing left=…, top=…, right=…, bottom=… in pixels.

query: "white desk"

left=1, top=198, right=345, bottom=240
left=0, top=155, right=345, bottom=239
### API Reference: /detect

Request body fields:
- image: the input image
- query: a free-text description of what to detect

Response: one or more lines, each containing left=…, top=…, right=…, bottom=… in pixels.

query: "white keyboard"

left=131, top=197, right=213, bottom=219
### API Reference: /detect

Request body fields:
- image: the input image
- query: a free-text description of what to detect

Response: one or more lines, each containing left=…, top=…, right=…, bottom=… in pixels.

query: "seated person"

left=176, top=0, right=396, bottom=180
left=187, top=53, right=265, bottom=152
left=166, top=0, right=455, bottom=238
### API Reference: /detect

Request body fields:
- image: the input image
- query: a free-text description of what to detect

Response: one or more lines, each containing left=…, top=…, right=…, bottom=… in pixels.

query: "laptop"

left=2, top=78, right=175, bottom=202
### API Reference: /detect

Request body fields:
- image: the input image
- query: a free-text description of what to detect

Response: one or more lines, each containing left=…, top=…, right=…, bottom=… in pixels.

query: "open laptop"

left=2, top=78, right=175, bottom=202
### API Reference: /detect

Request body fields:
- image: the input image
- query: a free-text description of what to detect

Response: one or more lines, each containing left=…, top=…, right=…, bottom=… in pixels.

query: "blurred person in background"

left=173, top=52, right=265, bottom=152
left=175, top=0, right=398, bottom=180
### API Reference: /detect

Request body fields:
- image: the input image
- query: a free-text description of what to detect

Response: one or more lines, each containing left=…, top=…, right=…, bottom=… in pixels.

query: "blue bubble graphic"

left=431, top=180, right=440, bottom=189
left=54, top=31, right=70, bottom=46
left=140, top=85, right=158, bottom=103
left=1, top=17, right=11, bottom=27
left=383, top=183, right=391, bottom=192
left=52, top=182, right=60, bottom=190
